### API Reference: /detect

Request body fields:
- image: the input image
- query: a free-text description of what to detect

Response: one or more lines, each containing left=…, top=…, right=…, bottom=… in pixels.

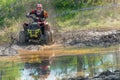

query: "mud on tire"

left=45, top=31, right=54, bottom=45
left=18, top=31, right=26, bottom=44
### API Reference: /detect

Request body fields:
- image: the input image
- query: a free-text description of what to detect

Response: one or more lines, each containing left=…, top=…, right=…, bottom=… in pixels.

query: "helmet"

left=36, top=4, right=42, bottom=10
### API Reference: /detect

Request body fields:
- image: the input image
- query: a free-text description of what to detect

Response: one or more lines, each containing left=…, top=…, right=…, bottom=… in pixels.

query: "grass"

left=0, top=17, right=27, bottom=44
left=57, top=6, right=120, bottom=32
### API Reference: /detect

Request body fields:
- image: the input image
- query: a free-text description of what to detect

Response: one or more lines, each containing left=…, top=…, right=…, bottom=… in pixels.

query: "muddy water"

left=0, top=45, right=120, bottom=80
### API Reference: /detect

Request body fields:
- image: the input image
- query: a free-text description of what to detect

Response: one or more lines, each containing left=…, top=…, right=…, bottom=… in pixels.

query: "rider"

left=26, top=3, right=48, bottom=35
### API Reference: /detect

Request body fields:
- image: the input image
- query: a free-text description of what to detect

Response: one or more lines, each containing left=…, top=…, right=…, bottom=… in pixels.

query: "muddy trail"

left=0, top=29, right=120, bottom=56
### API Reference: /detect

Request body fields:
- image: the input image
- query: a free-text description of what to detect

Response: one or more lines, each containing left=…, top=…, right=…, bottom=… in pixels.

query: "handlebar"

left=26, top=15, right=45, bottom=22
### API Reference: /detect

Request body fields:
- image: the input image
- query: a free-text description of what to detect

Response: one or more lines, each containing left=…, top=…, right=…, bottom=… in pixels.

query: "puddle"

left=0, top=45, right=120, bottom=80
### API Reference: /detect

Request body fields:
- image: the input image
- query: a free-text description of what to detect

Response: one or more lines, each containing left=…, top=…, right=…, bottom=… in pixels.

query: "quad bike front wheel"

left=18, top=31, right=26, bottom=44
left=45, top=30, right=54, bottom=45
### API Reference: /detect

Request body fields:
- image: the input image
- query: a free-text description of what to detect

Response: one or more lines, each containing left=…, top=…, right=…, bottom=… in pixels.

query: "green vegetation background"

left=0, top=0, right=120, bottom=43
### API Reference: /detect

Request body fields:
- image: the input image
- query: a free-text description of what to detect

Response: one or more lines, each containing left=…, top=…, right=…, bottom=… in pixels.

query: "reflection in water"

left=0, top=46, right=120, bottom=80
left=51, top=53, right=116, bottom=79
left=77, top=53, right=114, bottom=77
left=22, top=61, right=50, bottom=80
left=0, top=62, right=22, bottom=80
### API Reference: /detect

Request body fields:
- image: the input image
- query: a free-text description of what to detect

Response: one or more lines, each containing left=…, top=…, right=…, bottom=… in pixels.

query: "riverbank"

left=0, top=29, right=120, bottom=56
left=57, top=29, right=120, bottom=48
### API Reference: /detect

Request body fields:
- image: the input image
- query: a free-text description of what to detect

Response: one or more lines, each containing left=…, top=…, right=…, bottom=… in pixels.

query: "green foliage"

left=51, top=0, right=120, bottom=31
left=0, top=0, right=17, bottom=27
left=0, top=62, right=21, bottom=80
left=52, top=0, right=110, bottom=11
left=0, top=0, right=118, bottom=28
left=0, top=0, right=119, bottom=33
left=52, top=0, right=77, bottom=10
left=0, top=0, right=46, bottom=28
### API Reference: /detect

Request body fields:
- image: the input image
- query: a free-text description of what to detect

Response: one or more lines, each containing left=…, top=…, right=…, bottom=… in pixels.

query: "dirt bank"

left=0, top=29, right=120, bottom=56
left=59, top=29, right=120, bottom=47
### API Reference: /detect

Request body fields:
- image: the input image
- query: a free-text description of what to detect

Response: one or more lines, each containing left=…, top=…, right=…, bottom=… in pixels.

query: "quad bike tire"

left=45, top=30, right=54, bottom=45
left=18, top=31, right=26, bottom=44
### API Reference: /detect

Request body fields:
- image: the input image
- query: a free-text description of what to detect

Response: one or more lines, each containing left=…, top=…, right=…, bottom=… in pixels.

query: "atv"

left=18, top=16, right=54, bottom=45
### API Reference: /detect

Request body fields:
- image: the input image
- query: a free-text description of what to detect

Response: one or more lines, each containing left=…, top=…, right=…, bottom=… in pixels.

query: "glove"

left=36, top=17, right=39, bottom=20
left=26, top=13, right=30, bottom=18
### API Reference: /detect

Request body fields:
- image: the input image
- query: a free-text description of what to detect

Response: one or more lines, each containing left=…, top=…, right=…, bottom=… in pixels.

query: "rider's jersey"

left=29, top=9, right=48, bottom=19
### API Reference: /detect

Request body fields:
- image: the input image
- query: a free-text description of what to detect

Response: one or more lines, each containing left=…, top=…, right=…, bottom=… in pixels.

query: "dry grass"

left=57, top=5, right=120, bottom=31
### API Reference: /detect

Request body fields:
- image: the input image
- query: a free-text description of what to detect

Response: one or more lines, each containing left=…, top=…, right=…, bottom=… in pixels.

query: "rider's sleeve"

left=44, top=10, right=48, bottom=18
left=30, top=10, right=36, bottom=15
